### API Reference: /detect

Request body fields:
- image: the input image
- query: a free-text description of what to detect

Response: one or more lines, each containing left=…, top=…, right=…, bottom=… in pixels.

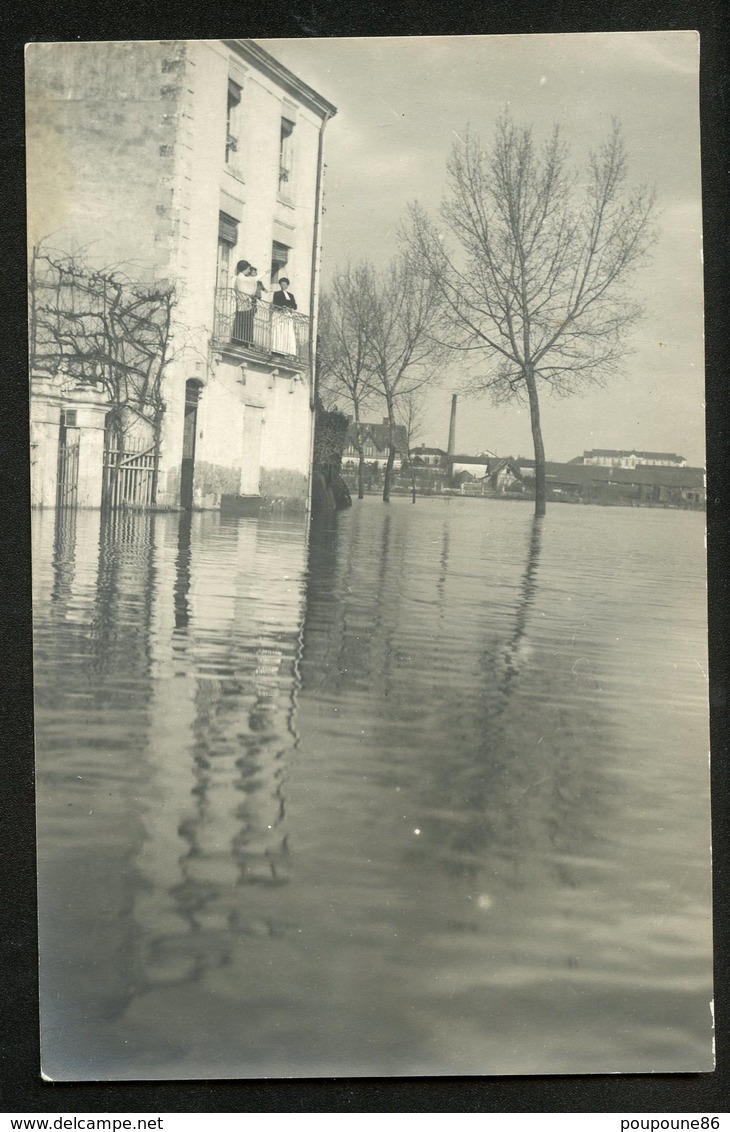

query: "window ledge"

left=223, top=165, right=246, bottom=187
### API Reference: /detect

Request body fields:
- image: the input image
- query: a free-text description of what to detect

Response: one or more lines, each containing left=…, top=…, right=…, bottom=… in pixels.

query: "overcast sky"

left=262, top=33, right=704, bottom=464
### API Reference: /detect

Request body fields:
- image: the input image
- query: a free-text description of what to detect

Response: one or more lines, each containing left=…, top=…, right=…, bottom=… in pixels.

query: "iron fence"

left=213, top=288, right=309, bottom=363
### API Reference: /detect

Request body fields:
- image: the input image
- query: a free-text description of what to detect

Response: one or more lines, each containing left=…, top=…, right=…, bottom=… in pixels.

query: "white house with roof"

left=409, top=445, right=448, bottom=467
left=580, top=449, right=687, bottom=469
left=450, top=453, right=497, bottom=478
left=451, top=454, right=525, bottom=495
left=341, top=419, right=409, bottom=470
left=27, top=39, right=336, bottom=512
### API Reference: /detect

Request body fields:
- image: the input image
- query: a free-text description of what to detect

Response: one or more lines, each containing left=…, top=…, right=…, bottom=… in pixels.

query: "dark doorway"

left=180, top=380, right=202, bottom=510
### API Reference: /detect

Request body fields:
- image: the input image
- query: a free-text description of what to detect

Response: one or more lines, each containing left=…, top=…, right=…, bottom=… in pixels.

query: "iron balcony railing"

left=213, top=288, right=309, bottom=364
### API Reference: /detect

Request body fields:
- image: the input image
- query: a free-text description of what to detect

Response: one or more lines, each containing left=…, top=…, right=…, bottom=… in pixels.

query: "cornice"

left=223, top=40, right=337, bottom=120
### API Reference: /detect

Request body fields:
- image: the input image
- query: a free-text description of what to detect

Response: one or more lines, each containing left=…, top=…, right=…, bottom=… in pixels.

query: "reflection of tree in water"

left=304, top=505, right=609, bottom=899
left=410, top=514, right=545, bottom=881
left=403, top=513, right=610, bottom=894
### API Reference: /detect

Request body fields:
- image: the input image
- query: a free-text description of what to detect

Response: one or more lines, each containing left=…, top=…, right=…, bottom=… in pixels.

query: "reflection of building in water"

left=132, top=513, right=308, bottom=990
left=36, top=508, right=310, bottom=1070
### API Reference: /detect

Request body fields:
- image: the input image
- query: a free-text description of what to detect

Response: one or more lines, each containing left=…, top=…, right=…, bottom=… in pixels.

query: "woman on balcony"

left=233, top=261, right=267, bottom=345
left=271, top=277, right=298, bottom=357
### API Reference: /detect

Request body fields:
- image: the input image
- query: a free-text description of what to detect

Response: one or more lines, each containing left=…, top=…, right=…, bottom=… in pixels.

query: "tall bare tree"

left=408, top=115, right=657, bottom=515
left=317, top=264, right=379, bottom=500
left=367, top=256, right=446, bottom=502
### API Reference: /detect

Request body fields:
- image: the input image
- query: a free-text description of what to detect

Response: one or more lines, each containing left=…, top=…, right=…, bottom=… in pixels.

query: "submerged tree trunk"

left=524, top=363, right=546, bottom=518
left=382, top=401, right=396, bottom=503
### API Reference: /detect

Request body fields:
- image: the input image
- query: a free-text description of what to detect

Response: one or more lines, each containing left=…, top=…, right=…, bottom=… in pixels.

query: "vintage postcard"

left=27, top=33, right=712, bottom=1080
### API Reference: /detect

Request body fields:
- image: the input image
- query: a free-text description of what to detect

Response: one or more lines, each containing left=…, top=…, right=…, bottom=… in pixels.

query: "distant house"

left=580, top=449, right=687, bottom=469
left=452, top=455, right=525, bottom=495
left=450, top=453, right=495, bottom=478
left=409, top=445, right=448, bottom=468
left=342, top=419, right=409, bottom=470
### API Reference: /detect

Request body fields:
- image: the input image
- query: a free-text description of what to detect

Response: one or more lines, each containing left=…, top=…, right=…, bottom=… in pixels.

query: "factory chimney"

left=447, top=394, right=457, bottom=459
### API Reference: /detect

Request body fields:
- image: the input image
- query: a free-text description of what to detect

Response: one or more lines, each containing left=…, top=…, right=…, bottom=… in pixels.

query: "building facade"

left=341, top=420, right=409, bottom=470
left=409, top=445, right=448, bottom=467
left=27, top=39, right=336, bottom=511
left=516, top=458, right=705, bottom=507
left=580, top=449, right=687, bottom=469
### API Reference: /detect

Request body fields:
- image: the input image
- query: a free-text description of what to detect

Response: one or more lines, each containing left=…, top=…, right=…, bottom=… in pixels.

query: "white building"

left=27, top=39, right=336, bottom=512
left=581, top=449, right=687, bottom=469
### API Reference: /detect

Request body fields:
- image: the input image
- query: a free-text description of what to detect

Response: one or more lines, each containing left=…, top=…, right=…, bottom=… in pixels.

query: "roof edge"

left=226, top=40, right=337, bottom=119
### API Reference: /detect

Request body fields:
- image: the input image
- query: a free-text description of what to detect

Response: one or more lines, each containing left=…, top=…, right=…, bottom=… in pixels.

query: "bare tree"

left=317, top=264, right=379, bottom=500
left=408, top=115, right=657, bottom=515
left=367, top=256, right=447, bottom=502
left=29, top=245, right=175, bottom=485
left=397, top=390, right=426, bottom=502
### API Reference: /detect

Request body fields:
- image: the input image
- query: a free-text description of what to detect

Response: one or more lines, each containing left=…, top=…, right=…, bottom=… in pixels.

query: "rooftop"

left=583, top=449, right=686, bottom=461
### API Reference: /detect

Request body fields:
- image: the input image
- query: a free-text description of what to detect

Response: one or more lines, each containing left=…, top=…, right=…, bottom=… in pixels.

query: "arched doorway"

left=180, top=380, right=202, bottom=510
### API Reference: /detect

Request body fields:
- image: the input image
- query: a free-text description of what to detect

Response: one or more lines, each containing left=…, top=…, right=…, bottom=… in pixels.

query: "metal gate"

left=103, top=440, right=157, bottom=509
left=56, top=413, right=79, bottom=508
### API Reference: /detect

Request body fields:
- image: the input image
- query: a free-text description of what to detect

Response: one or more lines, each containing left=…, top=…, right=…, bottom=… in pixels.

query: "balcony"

left=213, top=288, right=309, bottom=366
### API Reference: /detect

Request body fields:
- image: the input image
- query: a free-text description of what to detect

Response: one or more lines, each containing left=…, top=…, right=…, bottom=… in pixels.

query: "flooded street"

left=33, top=498, right=713, bottom=1080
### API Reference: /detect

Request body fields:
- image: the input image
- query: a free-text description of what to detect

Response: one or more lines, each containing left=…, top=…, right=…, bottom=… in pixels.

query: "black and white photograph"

left=26, top=32, right=712, bottom=1082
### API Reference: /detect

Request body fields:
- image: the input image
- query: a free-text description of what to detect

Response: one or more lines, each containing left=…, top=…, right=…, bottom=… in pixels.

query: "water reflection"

left=36, top=507, right=158, bottom=1049
left=135, top=513, right=307, bottom=996
left=298, top=510, right=590, bottom=900
left=33, top=499, right=713, bottom=1079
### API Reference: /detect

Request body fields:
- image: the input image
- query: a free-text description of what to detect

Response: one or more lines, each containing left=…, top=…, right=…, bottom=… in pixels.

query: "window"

left=270, top=241, right=290, bottom=286
left=226, top=79, right=242, bottom=167
left=217, top=212, right=239, bottom=290
left=279, top=118, right=295, bottom=194
left=217, top=240, right=231, bottom=291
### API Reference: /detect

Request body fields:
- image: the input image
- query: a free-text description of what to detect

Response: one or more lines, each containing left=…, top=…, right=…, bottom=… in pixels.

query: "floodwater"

left=32, top=498, right=713, bottom=1080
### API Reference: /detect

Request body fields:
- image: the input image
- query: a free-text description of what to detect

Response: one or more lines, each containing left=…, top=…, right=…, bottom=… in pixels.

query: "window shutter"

left=272, top=240, right=289, bottom=267
left=218, top=212, right=238, bottom=246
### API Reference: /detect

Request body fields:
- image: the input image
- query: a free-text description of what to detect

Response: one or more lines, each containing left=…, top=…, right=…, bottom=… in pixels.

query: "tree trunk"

left=354, top=412, right=365, bottom=500
left=382, top=402, right=396, bottom=503
left=524, top=363, right=546, bottom=517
